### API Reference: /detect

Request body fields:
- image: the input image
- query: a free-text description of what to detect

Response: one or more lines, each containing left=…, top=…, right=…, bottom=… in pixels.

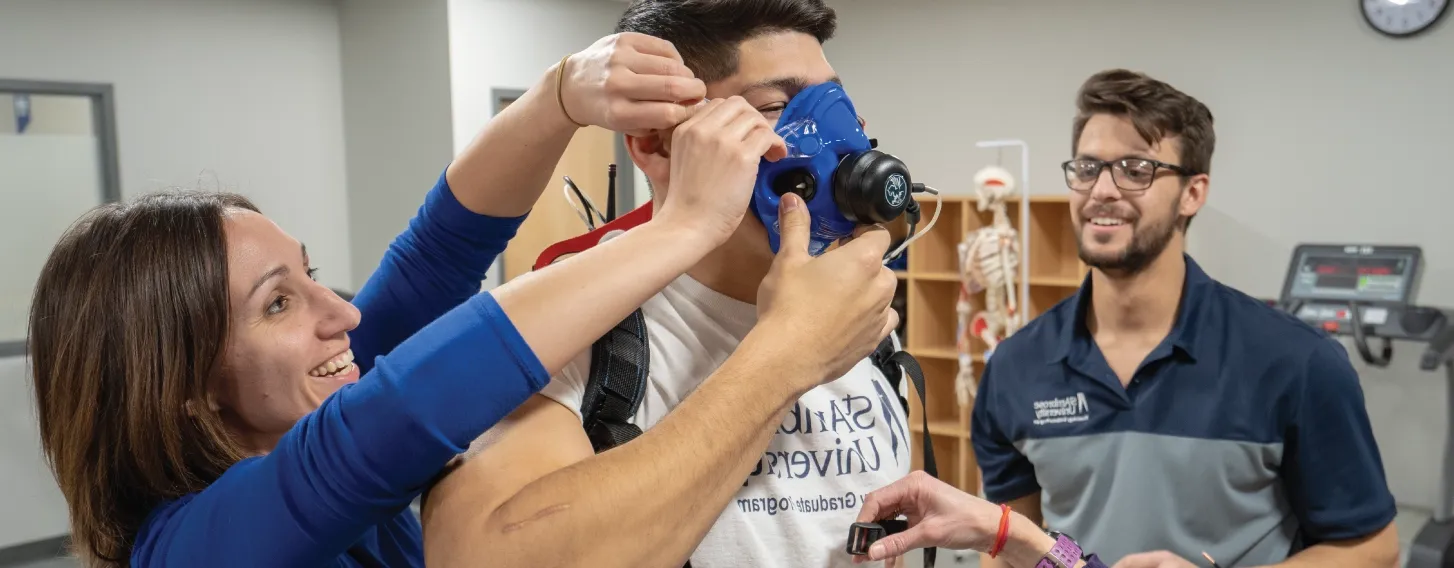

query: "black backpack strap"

left=884, top=349, right=938, bottom=480
left=870, top=337, right=938, bottom=568
left=870, top=338, right=909, bottom=411
left=578, top=309, right=693, bottom=567
left=580, top=308, right=650, bottom=453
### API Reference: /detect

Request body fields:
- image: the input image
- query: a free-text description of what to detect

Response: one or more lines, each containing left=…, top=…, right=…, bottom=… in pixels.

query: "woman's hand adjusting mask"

left=657, top=97, right=789, bottom=244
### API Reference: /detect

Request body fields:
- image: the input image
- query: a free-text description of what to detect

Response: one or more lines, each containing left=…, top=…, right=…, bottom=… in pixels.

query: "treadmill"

left=1275, top=244, right=1454, bottom=567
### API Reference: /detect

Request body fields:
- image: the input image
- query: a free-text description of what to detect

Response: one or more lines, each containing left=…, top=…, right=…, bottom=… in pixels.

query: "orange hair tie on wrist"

left=988, top=503, right=1012, bottom=558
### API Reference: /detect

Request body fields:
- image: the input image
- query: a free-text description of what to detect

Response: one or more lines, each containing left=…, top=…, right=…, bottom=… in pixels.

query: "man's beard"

left=1077, top=201, right=1182, bottom=277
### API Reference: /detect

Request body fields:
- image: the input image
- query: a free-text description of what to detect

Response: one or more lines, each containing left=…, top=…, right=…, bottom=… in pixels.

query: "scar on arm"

left=500, top=503, right=572, bottom=534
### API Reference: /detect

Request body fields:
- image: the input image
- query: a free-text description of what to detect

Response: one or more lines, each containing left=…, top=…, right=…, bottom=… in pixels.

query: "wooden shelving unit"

left=897, top=194, right=1086, bottom=496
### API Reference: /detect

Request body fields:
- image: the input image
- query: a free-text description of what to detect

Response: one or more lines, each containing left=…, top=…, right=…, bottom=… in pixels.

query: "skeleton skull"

left=972, top=165, right=1016, bottom=212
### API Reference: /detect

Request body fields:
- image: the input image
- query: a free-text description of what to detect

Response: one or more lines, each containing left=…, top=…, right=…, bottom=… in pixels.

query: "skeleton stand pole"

left=974, top=140, right=1030, bottom=324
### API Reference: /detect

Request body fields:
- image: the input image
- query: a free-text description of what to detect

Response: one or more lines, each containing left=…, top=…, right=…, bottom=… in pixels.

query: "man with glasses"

left=971, top=69, right=1400, bottom=568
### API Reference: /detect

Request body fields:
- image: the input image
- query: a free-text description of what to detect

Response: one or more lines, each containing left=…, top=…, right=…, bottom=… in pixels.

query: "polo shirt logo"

left=1032, top=392, right=1090, bottom=426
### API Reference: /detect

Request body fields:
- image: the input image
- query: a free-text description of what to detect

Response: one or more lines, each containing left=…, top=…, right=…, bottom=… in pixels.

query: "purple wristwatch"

left=1036, top=531, right=1083, bottom=568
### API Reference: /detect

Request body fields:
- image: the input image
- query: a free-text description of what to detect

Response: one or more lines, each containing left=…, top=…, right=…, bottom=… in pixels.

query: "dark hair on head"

left=29, top=189, right=258, bottom=566
left=616, top=0, right=837, bottom=82
left=1072, top=69, right=1215, bottom=229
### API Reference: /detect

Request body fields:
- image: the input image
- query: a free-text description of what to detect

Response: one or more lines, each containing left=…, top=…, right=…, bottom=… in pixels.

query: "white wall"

left=0, top=0, right=349, bottom=548
left=0, top=357, right=50, bottom=548
left=446, top=0, right=622, bottom=155
left=340, top=0, right=455, bottom=291
left=445, top=0, right=626, bottom=288
left=824, top=0, right=1454, bottom=510
left=0, top=0, right=351, bottom=292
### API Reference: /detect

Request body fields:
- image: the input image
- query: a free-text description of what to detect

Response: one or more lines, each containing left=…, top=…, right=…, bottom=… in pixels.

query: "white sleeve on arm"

left=537, top=349, right=592, bottom=422
left=453, top=349, right=592, bottom=463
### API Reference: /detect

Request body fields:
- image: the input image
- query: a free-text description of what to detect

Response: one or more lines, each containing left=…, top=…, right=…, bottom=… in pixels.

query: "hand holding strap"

left=854, top=348, right=937, bottom=567
left=845, top=519, right=909, bottom=555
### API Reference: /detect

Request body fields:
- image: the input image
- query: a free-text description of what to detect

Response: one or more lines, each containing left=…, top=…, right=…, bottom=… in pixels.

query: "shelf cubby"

left=909, top=432, right=965, bottom=488
left=908, top=200, right=965, bottom=275
left=1027, top=283, right=1077, bottom=318
left=903, top=355, right=966, bottom=426
left=1028, top=199, right=1085, bottom=282
left=901, top=194, right=1083, bottom=498
left=906, top=279, right=960, bottom=353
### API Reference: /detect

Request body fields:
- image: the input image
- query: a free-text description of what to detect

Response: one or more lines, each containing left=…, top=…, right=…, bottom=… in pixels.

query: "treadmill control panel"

left=1279, top=244, right=1432, bottom=338
left=1284, top=245, right=1419, bottom=304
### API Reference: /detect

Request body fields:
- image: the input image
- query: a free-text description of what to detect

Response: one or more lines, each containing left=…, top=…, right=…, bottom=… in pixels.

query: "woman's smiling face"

left=212, top=208, right=362, bottom=453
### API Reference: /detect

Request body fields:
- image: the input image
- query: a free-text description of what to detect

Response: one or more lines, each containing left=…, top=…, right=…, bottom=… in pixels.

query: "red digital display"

left=1310, top=260, right=1399, bottom=277
left=1291, top=249, right=1414, bottom=304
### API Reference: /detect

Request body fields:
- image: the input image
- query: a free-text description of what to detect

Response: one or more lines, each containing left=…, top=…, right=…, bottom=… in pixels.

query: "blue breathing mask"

left=750, top=82, right=918, bottom=256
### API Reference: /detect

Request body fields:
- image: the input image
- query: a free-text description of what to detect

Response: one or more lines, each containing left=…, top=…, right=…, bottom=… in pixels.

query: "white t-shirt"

left=540, top=273, right=913, bottom=568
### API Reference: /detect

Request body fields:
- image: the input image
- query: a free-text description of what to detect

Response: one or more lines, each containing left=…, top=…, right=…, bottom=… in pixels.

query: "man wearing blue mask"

left=420, top=1, right=926, bottom=567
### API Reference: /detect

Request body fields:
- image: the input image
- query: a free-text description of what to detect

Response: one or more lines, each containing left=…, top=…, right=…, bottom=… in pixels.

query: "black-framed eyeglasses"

left=1061, top=157, right=1198, bottom=192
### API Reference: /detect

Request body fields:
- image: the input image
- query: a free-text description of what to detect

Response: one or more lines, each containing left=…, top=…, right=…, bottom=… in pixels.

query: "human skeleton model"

left=955, top=165, right=1022, bottom=407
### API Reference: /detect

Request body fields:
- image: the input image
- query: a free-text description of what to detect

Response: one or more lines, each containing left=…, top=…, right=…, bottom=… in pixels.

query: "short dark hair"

left=31, top=190, right=256, bottom=565
left=616, top=0, right=837, bottom=83
left=1072, top=69, right=1215, bottom=229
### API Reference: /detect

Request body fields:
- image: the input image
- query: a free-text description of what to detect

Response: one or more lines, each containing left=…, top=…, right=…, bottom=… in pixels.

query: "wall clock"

left=1362, top=0, right=1449, bottom=37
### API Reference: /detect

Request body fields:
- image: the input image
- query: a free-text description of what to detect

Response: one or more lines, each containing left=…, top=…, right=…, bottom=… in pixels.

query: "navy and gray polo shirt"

left=971, top=254, right=1397, bottom=566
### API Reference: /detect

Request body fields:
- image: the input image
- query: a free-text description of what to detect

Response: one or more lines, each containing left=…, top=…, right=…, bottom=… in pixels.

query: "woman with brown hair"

left=25, top=32, right=804, bottom=567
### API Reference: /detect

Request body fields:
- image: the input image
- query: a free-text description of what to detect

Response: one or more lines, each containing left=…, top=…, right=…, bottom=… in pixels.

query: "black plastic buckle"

left=846, top=519, right=908, bottom=556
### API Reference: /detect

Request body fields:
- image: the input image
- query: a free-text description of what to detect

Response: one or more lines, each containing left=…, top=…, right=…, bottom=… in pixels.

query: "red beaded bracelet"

left=988, top=503, right=1012, bottom=558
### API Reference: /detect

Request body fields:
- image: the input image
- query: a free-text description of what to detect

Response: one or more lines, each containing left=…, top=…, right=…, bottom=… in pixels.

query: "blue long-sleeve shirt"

left=130, top=170, right=549, bottom=567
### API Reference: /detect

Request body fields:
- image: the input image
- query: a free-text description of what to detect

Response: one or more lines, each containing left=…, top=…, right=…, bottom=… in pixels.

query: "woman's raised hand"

left=559, top=32, right=708, bottom=136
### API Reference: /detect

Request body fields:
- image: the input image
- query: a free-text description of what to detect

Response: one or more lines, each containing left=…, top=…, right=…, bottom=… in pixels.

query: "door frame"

left=0, top=79, right=121, bottom=358
left=0, top=79, right=121, bottom=203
